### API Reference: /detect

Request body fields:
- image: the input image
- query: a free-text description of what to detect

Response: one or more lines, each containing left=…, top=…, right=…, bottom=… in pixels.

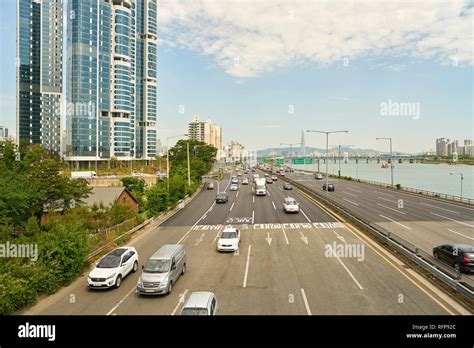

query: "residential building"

left=0, top=126, right=9, bottom=140
left=224, top=141, right=244, bottom=163
left=188, top=115, right=222, bottom=159
left=82, top=187, right=139, bottom=214
left=436, top=138, right=473, bottom=157
left=65, top=0, right=158, bottom=163
left=17, top=0, right=63, bottom=154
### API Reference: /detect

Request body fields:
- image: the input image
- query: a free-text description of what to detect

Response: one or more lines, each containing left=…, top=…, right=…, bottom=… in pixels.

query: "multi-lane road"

left=23, top=170, right=470, bottom=315
left=284, top=171, right=474, bottom=281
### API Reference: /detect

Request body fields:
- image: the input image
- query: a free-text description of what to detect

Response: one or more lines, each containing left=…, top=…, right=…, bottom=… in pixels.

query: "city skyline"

left=0, top=1, right=473, bottom=154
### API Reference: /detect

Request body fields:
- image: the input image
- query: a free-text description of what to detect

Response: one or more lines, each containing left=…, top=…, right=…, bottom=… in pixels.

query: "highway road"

left=23, top=170, right=470, bottom=315
left=283, top=171, right=474, bottom=282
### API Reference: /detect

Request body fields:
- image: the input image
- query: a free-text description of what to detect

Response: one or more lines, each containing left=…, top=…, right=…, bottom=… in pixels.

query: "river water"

left=290, top=160, right=474, bottom=199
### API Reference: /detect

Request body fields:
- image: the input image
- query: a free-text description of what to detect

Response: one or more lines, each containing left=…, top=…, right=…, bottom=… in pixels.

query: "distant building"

left=188, top=115, right=222, bottom=159
left=224, top=141, right=245, bottom=163
left=0, top=126, right=8, bottom=140
left=436, top=138, right=473, bottom=157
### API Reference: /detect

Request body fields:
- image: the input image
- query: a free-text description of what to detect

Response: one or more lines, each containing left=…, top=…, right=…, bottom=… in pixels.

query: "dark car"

left=433, top=244, right=474, bottom=273
left=283, top=183, right=293, bottom=190
left=266, top=177, right=273, bottom=184
left=323, top=183, right=335, bottom=192
left=215, top=192, right=229, bottom=203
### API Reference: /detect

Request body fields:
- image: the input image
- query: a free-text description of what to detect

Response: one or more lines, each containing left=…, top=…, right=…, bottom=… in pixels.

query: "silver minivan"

left=137, top=244, right=186, bottom=295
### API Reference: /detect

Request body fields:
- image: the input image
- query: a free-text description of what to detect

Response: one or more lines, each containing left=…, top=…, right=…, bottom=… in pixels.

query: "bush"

left=0, top=272, right=37, bottom=315
left=395, top=184, right=401, bottom=189
left=146, top=184, right=170, bottom=215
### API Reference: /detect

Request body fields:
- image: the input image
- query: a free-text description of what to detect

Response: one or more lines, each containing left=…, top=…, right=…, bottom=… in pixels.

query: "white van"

left=137, top=244, right=186, bottom=295
left=180, top=292, right=219, bottom=315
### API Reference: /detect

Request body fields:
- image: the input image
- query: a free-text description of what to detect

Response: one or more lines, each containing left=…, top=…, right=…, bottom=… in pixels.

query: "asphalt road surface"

left=284, top=171, right=474, bottom=282
left=23, top=171, right=470, bottom=315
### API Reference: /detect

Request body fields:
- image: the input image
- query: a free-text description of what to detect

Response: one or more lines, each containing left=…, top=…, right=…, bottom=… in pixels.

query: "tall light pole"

left=376, top=137, right=393, bottom=187
left=331, top=144, right=354, bottom=177
left=450, top=172, right=463, bottom=200
left=187, top=142, right=191, bottom=188
left=167, top=133, right=188, bottom=192
left=307, top=130, right=348, bottom=192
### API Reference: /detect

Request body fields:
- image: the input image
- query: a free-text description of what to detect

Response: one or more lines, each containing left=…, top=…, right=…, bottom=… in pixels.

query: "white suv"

left=88, top=247, right=139, bottom=289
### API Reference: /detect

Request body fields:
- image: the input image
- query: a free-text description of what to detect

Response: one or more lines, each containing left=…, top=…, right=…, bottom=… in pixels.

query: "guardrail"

left=273, top=171, right=474, bottom=301
left=85, top=182, right=206, bottom=262
left=293, top=170, right=473, bottom=205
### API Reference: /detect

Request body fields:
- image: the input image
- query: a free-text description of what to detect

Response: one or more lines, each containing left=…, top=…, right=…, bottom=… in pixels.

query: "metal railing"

left=273, top=171, right=474, bottom=300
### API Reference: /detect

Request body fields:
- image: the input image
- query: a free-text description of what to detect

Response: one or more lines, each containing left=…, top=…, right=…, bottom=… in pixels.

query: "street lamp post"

left=331, top=144, right=354, bottom=177
left=450, top=172, right=463, bottom=200
left=376, top=137, right=393, bottom=187
left=167, top=134, right=188, bottom=192
left=307, top=130, right=348, bottom=192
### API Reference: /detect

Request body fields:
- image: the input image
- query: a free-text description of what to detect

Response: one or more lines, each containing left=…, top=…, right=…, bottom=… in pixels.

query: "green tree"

left=121, top=177, right=145, bottom=195
left=146, top=184, right=170, bottom=215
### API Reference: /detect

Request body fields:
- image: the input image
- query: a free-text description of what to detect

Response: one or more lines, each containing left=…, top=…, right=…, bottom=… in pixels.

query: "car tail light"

left=462, top=257, right=471, bottom=264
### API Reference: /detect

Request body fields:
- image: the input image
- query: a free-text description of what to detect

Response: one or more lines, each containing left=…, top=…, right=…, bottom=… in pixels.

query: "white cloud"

left=158, top=0, right=473, bottom=77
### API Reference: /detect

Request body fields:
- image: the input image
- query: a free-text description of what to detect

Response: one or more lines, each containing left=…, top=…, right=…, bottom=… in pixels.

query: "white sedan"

left=88, top=247, right=139, bottom=289
left=230, top=183, right=239, bottom=191
left=283, top=197, right=300, bottom=213
left=217, top=227, right=241, bottom=252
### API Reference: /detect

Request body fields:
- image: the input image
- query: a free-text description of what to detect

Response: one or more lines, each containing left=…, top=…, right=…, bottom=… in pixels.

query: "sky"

left=0, top=0, right=473, bottom=154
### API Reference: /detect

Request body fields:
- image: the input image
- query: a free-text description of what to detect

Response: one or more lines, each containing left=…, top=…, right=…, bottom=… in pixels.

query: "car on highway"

left=433, top=244, right=474, bottom=273
left=271, top=176, right=278, bottom=181
left=230, top=183, right=239, bottom=191
left=283, top=197, right=300, bottom=213
left=264, top=173, right=269, bottom=177
left=315, top=173, right=323, bottom=180
left=279, top=171, right=285, bottom=176
left=207, top=182, right=214, bottom=190
left=253, top=174, right=259, bottom=179
left=217, top=227, right=241, bottom=252
left=266, top=177, right=273, bottom=184
left=137, top=244, right=186, bottom=295
left=231, top=177, right=239, bottom=184
left=215, top=192, right=229, bottom=203
left=237, top=172, right=242, bottom=176
left=323, top=183, right=335, bottom=191
left=242, top=177, right=249, bottom=185
left=283, top=183, right=293, bottom=190
left=88, top=247, right=138, bottom=289
left=131, top=172, right=144, bottom=178
left=180, top=292, right=219, bottom=315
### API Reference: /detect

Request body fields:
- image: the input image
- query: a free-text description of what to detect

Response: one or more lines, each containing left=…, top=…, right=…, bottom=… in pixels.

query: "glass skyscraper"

left=17, top=0, right=63, bottom=154
left=66, top=0, right=158, bottom=162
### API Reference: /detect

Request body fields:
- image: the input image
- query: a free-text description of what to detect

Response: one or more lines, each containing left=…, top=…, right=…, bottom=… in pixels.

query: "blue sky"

left=1, top=0, right=473, bottom=153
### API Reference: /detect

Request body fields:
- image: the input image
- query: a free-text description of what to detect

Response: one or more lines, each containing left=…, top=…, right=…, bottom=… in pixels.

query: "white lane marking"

left=252, top=210, right=255, bottom=224
left=342, top=198, right=359, bottom=206
left=194, top=233, right=205, bottom=246
left=236, top=191, right=239, bottom=198
left=266, top=232, right=272, bottom=245
left=177, top=202, right=215, bottom=244
left=212, top=225, right=225, bottom=245
left=343, top=191, right=358, bottom=198
left=327, top=245, right=364, bottom=290
left=300, top=209, right=312, bottom=223
left=333, top=230, right=346, bottom=243
left=420, top=202, right=460, bottom=215
left=272, top=201, right=276, bottom=210
left=448, top=229, right=474, bottom=241
left=378, top=196, right=397, bottom=203
left=430, top=212, right=474, bottom=228
left=171, top=289, right=189, bottom=315
left=379, top=214, right=412, bottom=230
left=106, top=285, right=136, bottom=315
left=282, top=227, right=289, bottom=245
left=253, top=196, right=255, bottom=203
left=202, top=214, right=207, bottom=220
left=299, top=231, right=308, bottom=245
left=377, top=203, right=406, bottom=215
left=267, top=191, right=271, bottom=197
left=230, top=202, right=235, bottom=212
left=300, top=289, right=312, bottom=315
left=376, top=191, right=394, bottom=197
left=243, top=245, right=252, bottom=288
left=345, top=187, right=362, bottom=193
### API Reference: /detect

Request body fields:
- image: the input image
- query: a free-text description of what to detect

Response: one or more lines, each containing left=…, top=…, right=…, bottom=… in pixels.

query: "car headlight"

left=161, top=277, right=169, bottom=287
left=106, top=273, right=116, bottom=280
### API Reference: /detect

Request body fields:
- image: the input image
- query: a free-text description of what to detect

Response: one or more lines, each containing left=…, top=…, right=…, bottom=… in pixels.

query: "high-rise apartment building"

left=188, top=115, right=222, bottom=159
left=65, top=0, right=158, bottom=162
left=0, top=126, right=9, bottom=140
left=17, top=0, right=63, bottom=154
